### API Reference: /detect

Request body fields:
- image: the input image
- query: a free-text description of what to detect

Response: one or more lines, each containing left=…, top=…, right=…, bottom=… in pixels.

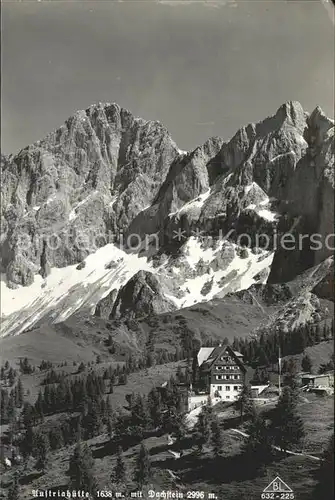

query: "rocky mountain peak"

left=110, top=270, right=175, bottom=320
left=0, top=102, right=182, bottom=285
left=274, top=100, right=306, bottom=131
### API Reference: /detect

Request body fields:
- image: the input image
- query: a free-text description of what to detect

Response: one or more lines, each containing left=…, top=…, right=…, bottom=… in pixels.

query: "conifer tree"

left=21, top=422, right=34, bottom=460
left=193, top=406, right=210, bottom=453
left=16, top=378, right=24, bottom=407
left=8, top=368, right=16, bottom=386
left=313, top=434, right=334, bottom=500
left=204, top=396, right=213, bottom=420
left=210, top=415, right=223, bottom=458
left=49, top=426, right=64, bottom=450
left=7, top=473, right=19, bottom=500
left=243, top=412, right=273, bottom=470
left=83, top=400, right=103, bottom=439
left=171, top=411, right=188, bottom=446
left=33, top=431, right=50, bottom=470
left=284, top=359, right=299, bottom=396
left=69, top=442, right=97, bottom=496
left=113, top=446, right=127, bottom=484
left=131, top=394, right=149, bottom=433
left=147, top=387, right=162, bottom=428
left=134, top=443, right=151, bottom=488
left=270, top=387, right=305, bottom=452
left=234, top=384, right=254, bottom=423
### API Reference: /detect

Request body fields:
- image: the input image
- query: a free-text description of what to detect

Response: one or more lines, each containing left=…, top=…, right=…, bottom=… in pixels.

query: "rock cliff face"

left=94, top=288, right=118, bottom=319
left=1, top=103, right=180, bottom=285
left=110, top=270, right=175, bottom=319
left=1, top=101, right=334, bottom=335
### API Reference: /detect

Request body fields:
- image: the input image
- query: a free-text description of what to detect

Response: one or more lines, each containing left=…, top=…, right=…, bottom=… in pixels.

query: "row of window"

left=215, top=385, right=241, bottom=391
left=215, top=365, right=239, bottom=371
left=215, top=374, right=240, bottom=380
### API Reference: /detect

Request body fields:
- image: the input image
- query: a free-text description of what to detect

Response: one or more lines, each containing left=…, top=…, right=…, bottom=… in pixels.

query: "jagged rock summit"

left=110, top=270, right=176, bottom=320
left=1, top=102, right=182, bottom=285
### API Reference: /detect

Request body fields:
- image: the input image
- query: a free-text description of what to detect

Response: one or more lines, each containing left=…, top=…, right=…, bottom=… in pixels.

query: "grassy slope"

left=0, top=294, right=268, bottom=367
left=2, top=393, right=332, bottom=500
left=281, top=340, right=334, bottom=372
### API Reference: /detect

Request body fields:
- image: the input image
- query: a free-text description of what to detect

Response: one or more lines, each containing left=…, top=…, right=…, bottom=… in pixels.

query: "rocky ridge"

left=1, top=100, right=334, bottom=336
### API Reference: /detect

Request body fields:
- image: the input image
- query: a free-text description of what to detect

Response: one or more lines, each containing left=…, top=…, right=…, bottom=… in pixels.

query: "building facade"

left=301, top=373, right=333, bottom=388
left=197, top=345, right=246, bottom=401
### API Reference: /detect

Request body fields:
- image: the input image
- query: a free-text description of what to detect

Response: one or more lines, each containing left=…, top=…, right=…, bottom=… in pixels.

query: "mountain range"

left=1, top=100, right=334, bottom=351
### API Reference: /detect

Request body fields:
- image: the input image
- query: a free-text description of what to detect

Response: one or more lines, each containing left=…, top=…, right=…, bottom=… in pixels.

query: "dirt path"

left=229, top=428, right=322, bottom=461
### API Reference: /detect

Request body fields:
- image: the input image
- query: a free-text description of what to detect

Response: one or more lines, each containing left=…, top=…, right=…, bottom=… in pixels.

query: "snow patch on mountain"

left=245, top=193, right=278, bottom=221
left=244, top=182, right=258, bottom=194
left=1, top=244, right=152, bottom=336
left=165, top=239, right=274, bottom=308
left=179, top=249, right=274, bottom=307
left=182, top=236, right=216, bottom=269
left=258, top=209, right=277, bottom=222
left=169, top=190, right=211, bottom=219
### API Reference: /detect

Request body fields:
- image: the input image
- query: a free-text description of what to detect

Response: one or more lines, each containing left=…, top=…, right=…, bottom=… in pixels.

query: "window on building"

left=225, top=386, right=230, bottom=391
left=226, top=395, right=230, bottom=400
left=218, top=386, right=222, bottom=391
left=233, top=386, right=238, bottom=391
left=234, top=375, right=238, bottom=379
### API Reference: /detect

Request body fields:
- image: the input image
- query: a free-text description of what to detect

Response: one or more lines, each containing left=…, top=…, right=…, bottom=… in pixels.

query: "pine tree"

left=49, top=426, right=64, bottom=450
left=234, top=384, right=254, bottom=423
left=69, top=442, right=97, bottom=496
left=257, top=347, right=269, bottom=367
left=284, top=359, right=299, bottom=396
left=83, top=399, right=103, bottom=439
left=21, top=423, right=34, bottom=459
left=271, top=387, right=305, bottom=452
left=243, top=412, right=273, bottom=470
left=134, top=443, right=151, bottom=488
left=210, top=415, right=223, bottom=458
left=7, top=473, right=19, bottom=500
left=8, top=367, right=16, bottom=386
left=78, top=362, right=86, bottom=373
left=113, top=446, right=127, bottom=484
left=171, top=411, right=188, bottom=446
left=16, top=378, right=24, bottom=407
left=193, top=406, right=210, bottom=452
left=301, top=354, right=313, bottom=373
left=131, top=394, right=149, bottom=433
left=191, top=351, right=199, bottom=385
left=147, top=387, right=163, bottom=428
left=0, top=389, right=9, bottom=424
left=204, top=395, right=213, bottom=420
left=313, top=434, right=334, bottom=500
left=33, top=431, right=50, bottom=470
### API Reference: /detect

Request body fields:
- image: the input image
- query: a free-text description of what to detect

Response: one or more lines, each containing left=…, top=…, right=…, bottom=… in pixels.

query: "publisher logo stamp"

left=261, top=476, right=294, bottom=499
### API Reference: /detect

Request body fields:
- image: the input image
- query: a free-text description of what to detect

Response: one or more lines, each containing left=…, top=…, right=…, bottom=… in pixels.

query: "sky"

left=1, top=0, right=334, bottom=155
